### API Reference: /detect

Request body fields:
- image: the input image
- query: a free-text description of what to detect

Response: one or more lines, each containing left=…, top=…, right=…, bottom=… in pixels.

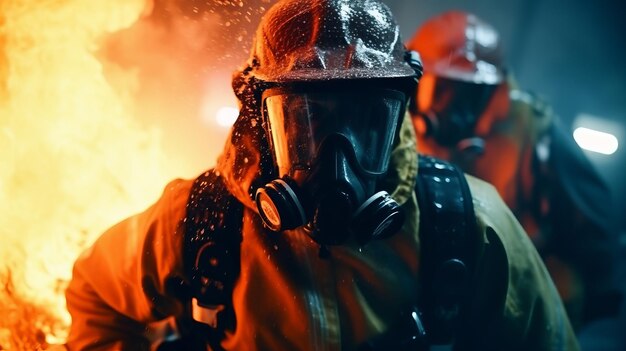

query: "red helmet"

left=406, top=10, right=504, bottom=85
left=406, top=11, right=508, bottom=151
left=247, top=0, right=417, bottom=84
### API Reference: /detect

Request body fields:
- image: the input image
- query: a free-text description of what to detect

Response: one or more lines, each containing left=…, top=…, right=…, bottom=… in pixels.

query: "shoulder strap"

left=182, top=169, right=243, bottom=344
left=415, top=155, right=479, bottom=345
left=184, top=169, right=243, bottom=305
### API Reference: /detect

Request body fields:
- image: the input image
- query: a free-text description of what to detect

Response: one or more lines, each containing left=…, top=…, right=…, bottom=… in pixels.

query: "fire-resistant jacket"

left=65, top=114, right=579, bottom=350
left=506, top=88, right=620, bottom=329
left=416, top=80, right=621, bottom=329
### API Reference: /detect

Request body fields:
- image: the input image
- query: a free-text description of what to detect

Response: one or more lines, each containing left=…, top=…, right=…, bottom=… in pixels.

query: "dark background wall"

left=384, top=0, right=626, bottom=232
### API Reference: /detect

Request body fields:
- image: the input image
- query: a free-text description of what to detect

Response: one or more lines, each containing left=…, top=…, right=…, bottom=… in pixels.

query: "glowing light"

left=216, top=106, right=239, bottom=127
left=573, top=127, right=619, bottom=155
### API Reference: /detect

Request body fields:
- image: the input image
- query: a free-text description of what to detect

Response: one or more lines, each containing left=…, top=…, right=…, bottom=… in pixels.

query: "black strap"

left=361, top=155, right=480, bottom=351
left=415, top=155, right=479, bottom=345
left=184, top=169, right=243, bottom=305
left=181, top=169, right=243, bottom=350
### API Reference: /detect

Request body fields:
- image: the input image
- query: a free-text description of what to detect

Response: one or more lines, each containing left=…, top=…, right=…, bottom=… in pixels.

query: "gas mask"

left=417, top=77, right=497, bottom=156
left=255, top=86, right=407, bottom=246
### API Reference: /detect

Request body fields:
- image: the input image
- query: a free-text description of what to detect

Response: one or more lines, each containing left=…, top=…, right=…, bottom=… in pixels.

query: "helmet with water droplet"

left=248, top=0, right=417, bottom=85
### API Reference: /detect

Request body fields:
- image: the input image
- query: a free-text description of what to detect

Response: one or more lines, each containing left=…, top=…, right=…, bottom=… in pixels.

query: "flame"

left=0, top=0, right=166, bottom=347
left=0, top=0, right=271, bottom=349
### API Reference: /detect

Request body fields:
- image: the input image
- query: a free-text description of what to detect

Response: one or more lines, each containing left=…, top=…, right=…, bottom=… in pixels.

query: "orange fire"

left=0, top=0, right=267, bottom=349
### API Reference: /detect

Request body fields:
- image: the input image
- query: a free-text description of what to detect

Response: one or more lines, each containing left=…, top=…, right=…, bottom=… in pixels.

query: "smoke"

left=99, top=0, right=273, bottom=177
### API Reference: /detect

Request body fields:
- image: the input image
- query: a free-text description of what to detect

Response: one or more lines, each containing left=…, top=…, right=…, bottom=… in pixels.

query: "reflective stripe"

left=191, top=297, right=225, bottom=328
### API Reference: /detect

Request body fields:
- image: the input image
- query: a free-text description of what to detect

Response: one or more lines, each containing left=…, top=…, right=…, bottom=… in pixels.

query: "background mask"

left=418, top=77, right=497, bottom=154
left=255, top=87, right=406, bottom=245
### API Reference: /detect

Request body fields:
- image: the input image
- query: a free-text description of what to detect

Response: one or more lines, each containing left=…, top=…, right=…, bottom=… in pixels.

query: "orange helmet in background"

left=406, top=10, right=508, bottom=152
left=407, top=10, right=504, bottom=85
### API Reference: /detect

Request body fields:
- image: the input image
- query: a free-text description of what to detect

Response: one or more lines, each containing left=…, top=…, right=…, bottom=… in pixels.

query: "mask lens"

left=264, top=89, right=405, bottom=177
left=422, top=78, right=497, bottom=146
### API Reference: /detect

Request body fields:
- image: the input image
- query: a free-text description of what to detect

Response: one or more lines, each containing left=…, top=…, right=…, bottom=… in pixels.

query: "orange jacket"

left=65, top=116, right=579, bottom=350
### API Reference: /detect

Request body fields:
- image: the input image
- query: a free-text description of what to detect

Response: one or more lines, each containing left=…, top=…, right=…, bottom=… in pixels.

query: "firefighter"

left=407, top=10, right=621, bottom=330
left=65, top=1, right=578, bottom=350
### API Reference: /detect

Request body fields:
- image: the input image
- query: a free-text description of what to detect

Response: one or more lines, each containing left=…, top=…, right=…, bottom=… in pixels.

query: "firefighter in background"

left=65, top=1, right=578, bottom=350
left=407, top=10, right=621, bottom=330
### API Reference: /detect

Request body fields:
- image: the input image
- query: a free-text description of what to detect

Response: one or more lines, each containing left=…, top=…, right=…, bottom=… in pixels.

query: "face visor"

left=263, top=88, right=406, bottom=179
left=420, top=77, right=497, bottom=147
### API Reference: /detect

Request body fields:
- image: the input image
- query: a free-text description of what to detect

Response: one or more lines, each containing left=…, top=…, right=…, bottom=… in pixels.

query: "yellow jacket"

left=65, top=114, right=579, bottom=350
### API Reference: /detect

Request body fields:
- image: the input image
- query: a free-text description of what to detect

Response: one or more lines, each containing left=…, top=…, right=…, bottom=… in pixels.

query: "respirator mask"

left=255, top=87, right=407, bottom=246
left=417, top=77, right=497, bottom=155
